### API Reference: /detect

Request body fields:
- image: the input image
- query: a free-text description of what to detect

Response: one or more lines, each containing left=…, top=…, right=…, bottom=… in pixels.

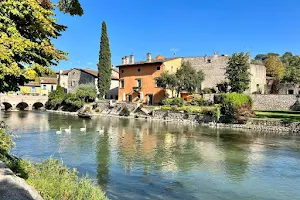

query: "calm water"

left=1, top=111, right=300, bottom=200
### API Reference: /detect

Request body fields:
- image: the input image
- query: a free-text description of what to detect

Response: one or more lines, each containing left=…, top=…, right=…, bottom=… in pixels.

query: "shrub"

left=161, top=98, right=185, bottom=107
left=0, top=129, right=14, bottom=154
left=189, top=94, right=212, bottom=106
left=202, top=88, right=212, bottom=94
left=216, top=82, right=229, bottom=93
left=27, top=158, right=107, bottom=200
left=216, top=93, right=254, bottom=123
left=95, top=108, right=101, bottom=113
left=76, top=84, right=97, bottom=102
left=235, top=104, right=256, bottom=124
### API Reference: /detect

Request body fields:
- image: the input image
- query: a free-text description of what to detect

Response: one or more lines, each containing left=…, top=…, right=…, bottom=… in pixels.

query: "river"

left=1, top=111, right=300, bottom=200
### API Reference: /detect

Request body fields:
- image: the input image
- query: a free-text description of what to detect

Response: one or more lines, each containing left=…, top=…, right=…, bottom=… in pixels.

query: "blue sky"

left=53, top=0, right=300, bottom=71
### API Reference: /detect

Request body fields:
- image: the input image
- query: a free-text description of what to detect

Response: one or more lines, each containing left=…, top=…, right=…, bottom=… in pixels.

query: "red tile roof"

left=116, top=56, right=178, bottom=67
left=57, top=68, right=119, bottom=80
left=40, top=77, right=57, bottom=84
left=24, top=82, right=40, bottom=87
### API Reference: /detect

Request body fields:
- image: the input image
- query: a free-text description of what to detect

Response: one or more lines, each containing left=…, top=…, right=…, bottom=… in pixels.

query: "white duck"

left=56, top=127, right=62, bottom=135
left=80, top=125, right=87, bottom=132
left=64, top=125, right=71, bottom=133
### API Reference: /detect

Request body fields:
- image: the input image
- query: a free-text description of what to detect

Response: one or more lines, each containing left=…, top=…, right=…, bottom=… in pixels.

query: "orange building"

left=117, top=53, right=182, bottom=105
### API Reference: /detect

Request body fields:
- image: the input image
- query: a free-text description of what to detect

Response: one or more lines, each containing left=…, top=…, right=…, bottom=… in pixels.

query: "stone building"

left=57, top=68, right=119, bottom=99
left=266, top=77, right=300, bottom=95
left=182, top=52, right=267, bottom=94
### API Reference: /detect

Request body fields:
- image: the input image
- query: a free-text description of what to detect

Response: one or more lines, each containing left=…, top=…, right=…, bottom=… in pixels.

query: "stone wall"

left=183, top=55, right=266, bottom=94
left=68, top=69, right=96, bottom=93
left=250, top=94, right=299, bottom=110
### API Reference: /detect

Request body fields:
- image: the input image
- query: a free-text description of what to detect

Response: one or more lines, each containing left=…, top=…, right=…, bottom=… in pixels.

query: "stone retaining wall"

left=250, top=94, right=299, bottom=111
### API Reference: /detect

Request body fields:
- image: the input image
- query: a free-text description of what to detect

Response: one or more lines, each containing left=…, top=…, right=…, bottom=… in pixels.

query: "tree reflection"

left=220, top=131, right=251, bottom=181
left=96, top=131, right=110, bottom=190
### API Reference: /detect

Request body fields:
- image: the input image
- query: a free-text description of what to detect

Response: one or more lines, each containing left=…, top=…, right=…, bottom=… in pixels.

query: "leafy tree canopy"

left=225, top=52, right=251, bottom=93
left=264, top=55, right=285, bottom=79
left=0, top=0, right=68, bottom=92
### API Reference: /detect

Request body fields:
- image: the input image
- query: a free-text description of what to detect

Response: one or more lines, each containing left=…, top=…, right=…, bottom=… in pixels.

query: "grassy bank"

left=0, top=129, right=107, bottom=200
left=255, top=110, right=300, bottom=123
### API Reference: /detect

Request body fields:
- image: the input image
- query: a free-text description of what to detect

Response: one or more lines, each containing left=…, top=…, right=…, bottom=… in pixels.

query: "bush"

left=216, top=93, right=254, bottom=123
left=216, top=82, right=229, bottom=93
left=76, top=84, right=97, bottom=102
left=27, top=158, right=107, bottom=200
left=189, top=94, right=212, bottom=106
left=161, top=98, right=185, bottom=107
left=0, top=129, right=14, bottom=154
left=235, top=104, right=256, bottom=124
left=95, top=108, right=101, bottom=113
left=202, top=88, right=212, bottom=94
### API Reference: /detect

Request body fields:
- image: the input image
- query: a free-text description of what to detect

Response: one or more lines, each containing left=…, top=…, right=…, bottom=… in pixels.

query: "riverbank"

left=0, top=161, right=43, bottom=200
left=46, top=108, right=300, bottom=133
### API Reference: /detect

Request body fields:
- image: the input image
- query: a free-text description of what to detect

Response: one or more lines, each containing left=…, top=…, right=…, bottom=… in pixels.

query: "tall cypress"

left=97, top=21, right=112, bottom=98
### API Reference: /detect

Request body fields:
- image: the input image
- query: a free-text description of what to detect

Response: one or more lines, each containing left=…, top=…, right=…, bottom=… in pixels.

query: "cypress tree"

left=97, top=22, right=112, bottom=98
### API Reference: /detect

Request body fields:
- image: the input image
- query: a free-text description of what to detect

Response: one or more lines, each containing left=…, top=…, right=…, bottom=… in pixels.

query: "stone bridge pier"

left=0, top=95, right=48, bottom=111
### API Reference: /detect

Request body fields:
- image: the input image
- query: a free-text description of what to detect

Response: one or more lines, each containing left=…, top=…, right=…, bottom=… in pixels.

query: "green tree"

left=97, top=22, right=112, bottom=98
left=176, top=61, right=204, bottom=95
left=156, top=72, right=178, bottom=97
left=0, top=0, right=67, bottom=93
left=225, top=53, right=251, bottom=93
left=58, top=0, right=84, bottom=16
left=76, top=84, right=97, bottom=102
left=264, top=55, right=285, bottom=79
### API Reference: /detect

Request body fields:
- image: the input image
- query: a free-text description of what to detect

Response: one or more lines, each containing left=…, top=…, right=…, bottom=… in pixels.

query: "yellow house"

left=18, top=77, right=57, bottom=96
left=40, top=77, right=57, bottom=96
left=20, top=82, right=41, bottom=95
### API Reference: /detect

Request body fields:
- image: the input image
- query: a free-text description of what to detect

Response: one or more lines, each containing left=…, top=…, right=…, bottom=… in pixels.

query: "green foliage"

left=216, top=93, right=254, bottom=123
left=216, top=82, right=229, bottom=93
left=26, top=158, right=107, bottom=200
left=65, top=93, right=84, bottom=109
left=98, top=22, right=112, bottom=98
left=156, top=72, right=178, bottom=97
left=235, top=104, right=256, bottom=124
left=160, top=105, right=216, bottom=115
left=225, top=53, right=251, bottom=93
left=46, top=86, right=65, bottom=109
left=176, top=61, right=204, bottom=94
left=0, top=0, right=68, bottom=93
left=162, top=98, right=185, bottom=107
left=264, top=55, right=285, bottom=79
left=189, top=95, right=212, bottom=106
left=202, top=88, right=212, bottom=94
left=76, top=84, right=97, bottom=102
left=0, top=129, right=14, bottom=154
left=58, top=0, right=84, bottom=16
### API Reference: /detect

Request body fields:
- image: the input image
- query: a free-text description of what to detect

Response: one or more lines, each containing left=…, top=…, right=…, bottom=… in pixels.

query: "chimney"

left=146, top=52, right=151, bottom=62
left=121, top=57, right=125, bottom=65
left=124, top=56, right=129, bottom=64
left=213, top=52, right=218, bottom=57
left=59, top=69, right=63, bottom=75
left=129, top=54, right=134, bottom=64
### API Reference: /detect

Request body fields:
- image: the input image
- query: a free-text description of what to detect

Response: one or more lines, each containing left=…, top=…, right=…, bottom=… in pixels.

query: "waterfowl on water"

left=56, top=127, right=62, bottom=134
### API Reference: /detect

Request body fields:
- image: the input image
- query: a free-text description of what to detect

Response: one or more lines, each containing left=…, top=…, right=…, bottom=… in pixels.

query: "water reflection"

left=2, top=112, right=300, bottom=200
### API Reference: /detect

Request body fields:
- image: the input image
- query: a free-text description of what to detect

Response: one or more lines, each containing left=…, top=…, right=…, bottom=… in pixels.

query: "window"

left=120, top=80, right=124, bottom=88
left=207, top=59, right=211, bottom=63
left=71, top=80, right=76, bottom=87
left=121, top=69, right=124, bottom=73
left=155, top=79, right=159, bottom=87
left=157, top=66, right=161, bottom=70
left=137, top=68, right=141, bottom=72
left=43, top=85, right=47, bottom=90
left=136, top=79, right=142, bottom=87
left=110, top=95, right=113, bottom=99
left=51, top=85, right=54, bottom=92
left=288, top=90, right=294, bottom=94
left=30, top=87, right=36, bottom=93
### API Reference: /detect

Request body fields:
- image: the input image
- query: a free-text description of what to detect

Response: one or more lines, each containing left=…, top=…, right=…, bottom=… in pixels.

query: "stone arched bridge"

left=0, top=95, right=48, bottom=111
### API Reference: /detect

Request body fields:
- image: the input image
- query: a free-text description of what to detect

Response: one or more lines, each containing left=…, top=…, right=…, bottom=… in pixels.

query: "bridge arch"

left=16, top=102, right=29, bottom=111
left=32, top=102, right=44, bottom=110
left=2, top=102, right=13, bottom=111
